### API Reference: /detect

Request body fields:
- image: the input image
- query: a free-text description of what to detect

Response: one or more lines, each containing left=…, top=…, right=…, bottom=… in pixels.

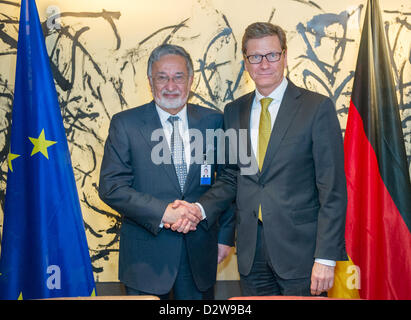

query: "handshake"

left=161, top=200, right=233, bottom=264
left=161, top=200, right=203, bottom=234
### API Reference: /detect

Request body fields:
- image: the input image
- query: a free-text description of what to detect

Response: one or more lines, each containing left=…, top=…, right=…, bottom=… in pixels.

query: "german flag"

left=329, top=0, right=411, bottom=299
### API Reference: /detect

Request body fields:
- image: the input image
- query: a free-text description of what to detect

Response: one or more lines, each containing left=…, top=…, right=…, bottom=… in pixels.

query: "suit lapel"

left=239, top=92, right=260, bottom=177
left=239, top=92, right=254, bottom=155
left=261, top=80, right=302, bottom=174
left=183, top=104, right=202, bottom=194
left=139, top=101, right=181, bottom=194
left=237, top=91, right=260, bottom=180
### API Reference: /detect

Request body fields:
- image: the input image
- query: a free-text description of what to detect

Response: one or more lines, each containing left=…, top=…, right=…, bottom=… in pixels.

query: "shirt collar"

left=155, top=103, right=188, bottom=126
left=255, top=77, right=288, bottom=105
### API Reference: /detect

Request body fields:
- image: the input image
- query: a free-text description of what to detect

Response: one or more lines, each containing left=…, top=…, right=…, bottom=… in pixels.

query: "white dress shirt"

left=250, top=77, right=288, bottom=158
left=155, top=104, right=191, bottom=172
left=156, top=104, right=207, bottom=224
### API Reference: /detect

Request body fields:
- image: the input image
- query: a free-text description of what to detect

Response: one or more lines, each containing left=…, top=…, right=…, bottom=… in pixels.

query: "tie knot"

left=260, top=97, right=273, bottom=111
left=168, top=115, right=180, bottom=125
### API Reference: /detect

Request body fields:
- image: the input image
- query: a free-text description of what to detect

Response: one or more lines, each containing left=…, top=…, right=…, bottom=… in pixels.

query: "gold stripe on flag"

left=328, top=256, right=361, bottom=299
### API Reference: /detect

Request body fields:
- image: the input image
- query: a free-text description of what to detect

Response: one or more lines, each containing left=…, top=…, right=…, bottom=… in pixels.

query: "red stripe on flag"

left=344, top=100, right=411, bottom=299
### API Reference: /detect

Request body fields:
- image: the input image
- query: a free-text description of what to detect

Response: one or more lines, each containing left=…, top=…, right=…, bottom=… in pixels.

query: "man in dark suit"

left=173, top=22, right=347, bottom=296
left=98, top=44, right=235, bottom=299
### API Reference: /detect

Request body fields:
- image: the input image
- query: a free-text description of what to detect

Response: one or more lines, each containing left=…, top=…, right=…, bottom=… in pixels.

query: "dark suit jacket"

left=98, top=101, right=235, bottom=294
left=199, top=79, right=348, bottom=279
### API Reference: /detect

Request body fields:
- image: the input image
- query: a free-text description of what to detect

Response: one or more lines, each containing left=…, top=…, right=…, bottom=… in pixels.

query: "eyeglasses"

left=150, top=74, right=188, bottom=85
left=245, top=50, right=284, bottom=64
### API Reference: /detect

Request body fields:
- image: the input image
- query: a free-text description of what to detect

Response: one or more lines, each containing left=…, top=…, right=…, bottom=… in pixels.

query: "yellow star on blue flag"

left=29, top=129, right=57, bottom=159
left=8, top=152, right=20, bottom=172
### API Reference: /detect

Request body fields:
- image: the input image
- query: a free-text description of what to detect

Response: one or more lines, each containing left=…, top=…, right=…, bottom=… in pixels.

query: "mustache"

left=161, top=89, right=181, bottom=95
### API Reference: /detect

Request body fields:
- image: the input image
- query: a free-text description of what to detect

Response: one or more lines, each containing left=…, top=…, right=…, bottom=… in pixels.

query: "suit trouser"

left=126, top=237, right=214, bottom=300
left=240, top=221, right=322, bottom=297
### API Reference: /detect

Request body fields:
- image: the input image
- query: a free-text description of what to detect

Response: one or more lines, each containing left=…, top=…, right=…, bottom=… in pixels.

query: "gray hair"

left=147, top=44, right=194, bottom=77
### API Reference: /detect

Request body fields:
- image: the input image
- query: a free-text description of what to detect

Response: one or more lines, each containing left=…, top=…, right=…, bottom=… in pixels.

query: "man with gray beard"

left=98, top=44, right=235, bottom=299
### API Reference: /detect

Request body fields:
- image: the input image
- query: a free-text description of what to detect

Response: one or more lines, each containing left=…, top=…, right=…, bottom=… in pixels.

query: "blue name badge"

left=200, top=164, right=211, bottom=185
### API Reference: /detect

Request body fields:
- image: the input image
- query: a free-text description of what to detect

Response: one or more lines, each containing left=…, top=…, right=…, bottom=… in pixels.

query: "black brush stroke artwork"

left=0, top=1, right=409, bottom=277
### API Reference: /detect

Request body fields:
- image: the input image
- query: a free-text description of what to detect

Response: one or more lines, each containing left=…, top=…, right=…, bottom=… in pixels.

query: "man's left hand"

left=217, top=244, right=232, bottom=264
left=310, top=262, right=335, bottom=295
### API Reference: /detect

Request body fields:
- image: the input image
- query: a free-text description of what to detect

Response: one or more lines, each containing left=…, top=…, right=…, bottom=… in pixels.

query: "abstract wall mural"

left=0, top=0, right=410, bottom=282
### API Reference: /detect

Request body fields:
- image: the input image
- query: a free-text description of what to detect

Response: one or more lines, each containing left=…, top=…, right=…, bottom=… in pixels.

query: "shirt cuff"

left=195, top=202, right=206, bottom=220
left=315, top=258, right=336, bottom=267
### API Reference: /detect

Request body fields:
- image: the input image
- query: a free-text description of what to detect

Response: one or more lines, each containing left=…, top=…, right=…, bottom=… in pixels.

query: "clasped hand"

left=161, top=200, right=232, bottom=265
left=161, top=200, right=202, bottom=234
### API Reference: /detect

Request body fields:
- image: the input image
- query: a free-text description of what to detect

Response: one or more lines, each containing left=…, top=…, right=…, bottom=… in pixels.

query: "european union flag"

left=0, top=0, right=95, bottom=299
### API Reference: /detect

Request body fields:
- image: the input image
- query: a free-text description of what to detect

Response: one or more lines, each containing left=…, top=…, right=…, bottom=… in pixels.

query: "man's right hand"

left=161, top=202, right=202, bottom=233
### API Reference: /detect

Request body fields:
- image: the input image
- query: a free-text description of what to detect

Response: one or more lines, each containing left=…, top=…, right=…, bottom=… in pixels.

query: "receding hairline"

left=147, top=44, right=194, bottom=77
left=242, top=22, right=287, bottom=54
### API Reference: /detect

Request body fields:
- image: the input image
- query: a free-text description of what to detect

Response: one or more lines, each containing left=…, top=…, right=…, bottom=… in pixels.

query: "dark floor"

left=95, top=280, right=242, bottom=300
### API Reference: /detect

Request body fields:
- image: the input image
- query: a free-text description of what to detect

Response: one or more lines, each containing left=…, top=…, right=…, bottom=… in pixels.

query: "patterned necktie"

left=258, top=97, right=273, bottom=221
left=168, top=116, right=187, bottom=192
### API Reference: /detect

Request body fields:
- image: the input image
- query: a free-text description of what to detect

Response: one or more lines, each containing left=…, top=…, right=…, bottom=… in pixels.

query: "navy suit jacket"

left=99, top=101, right=235, bottom=294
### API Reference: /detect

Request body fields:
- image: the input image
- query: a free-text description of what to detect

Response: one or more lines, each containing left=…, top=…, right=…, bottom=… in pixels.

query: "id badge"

left=200, top=164, right=211, bottom=185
